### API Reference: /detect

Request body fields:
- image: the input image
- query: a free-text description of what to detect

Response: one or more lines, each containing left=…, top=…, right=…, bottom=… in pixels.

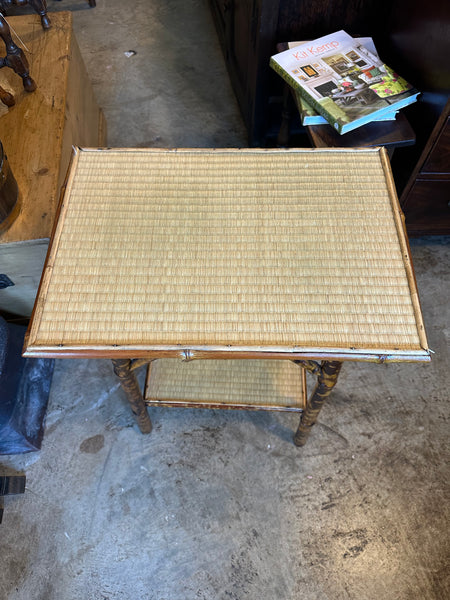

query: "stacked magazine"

left=270, top=30, right=419, bottom=134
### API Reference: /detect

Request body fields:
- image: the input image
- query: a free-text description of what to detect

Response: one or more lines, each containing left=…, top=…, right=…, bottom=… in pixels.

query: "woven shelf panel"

left=29, top=148, right=426, bottom=353
left=144, top=359, right=305, bottom=411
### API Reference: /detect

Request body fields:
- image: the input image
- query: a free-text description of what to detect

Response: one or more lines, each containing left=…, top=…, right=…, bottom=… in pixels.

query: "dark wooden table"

left=306, top=112, right=416, bottom=158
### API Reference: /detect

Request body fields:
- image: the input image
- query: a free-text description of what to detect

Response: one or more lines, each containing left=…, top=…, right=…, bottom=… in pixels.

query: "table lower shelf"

left=144, top=359, right=306, bottom=412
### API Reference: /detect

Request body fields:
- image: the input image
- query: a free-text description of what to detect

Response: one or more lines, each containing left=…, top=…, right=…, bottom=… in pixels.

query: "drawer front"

left=422, top=116, right=450, bottom=174
left=403, top=179, right=450, bottom=234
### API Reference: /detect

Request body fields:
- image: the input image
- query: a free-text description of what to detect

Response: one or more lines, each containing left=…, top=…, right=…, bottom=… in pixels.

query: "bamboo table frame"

left=111, top=356, right=342, bottom=446
left=23, top=147, right=430, bottom=446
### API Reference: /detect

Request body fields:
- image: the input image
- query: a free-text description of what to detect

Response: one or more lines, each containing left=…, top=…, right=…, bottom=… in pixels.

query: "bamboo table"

left=23, top=147, right=430, bottom=446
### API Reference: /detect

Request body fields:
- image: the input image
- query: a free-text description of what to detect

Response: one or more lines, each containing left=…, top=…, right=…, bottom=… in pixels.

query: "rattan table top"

left=24, top=147, right=429, bottom=362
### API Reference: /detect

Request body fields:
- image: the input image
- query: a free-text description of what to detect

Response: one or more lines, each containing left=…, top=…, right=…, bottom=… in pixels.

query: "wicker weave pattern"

left=144, top=359, right=305, bottom=410
left=28, top=148, right=426, bottom=354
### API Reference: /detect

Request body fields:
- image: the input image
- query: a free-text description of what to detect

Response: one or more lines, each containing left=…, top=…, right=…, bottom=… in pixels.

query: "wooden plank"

left=0, top=12, right=106, bottom=245
left=58, top=28, right=106, bottom=195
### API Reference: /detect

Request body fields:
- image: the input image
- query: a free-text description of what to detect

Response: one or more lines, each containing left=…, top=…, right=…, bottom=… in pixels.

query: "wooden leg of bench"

left=294, top=360, right=342, bottom=446
left=112, top=359, right=152, bottom=434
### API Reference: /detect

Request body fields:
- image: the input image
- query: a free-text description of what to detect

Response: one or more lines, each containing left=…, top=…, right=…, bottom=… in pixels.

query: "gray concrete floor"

left=1, top=1, right=450, bottom=599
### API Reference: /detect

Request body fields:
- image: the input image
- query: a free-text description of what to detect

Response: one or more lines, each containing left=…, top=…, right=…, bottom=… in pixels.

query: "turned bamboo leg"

left=294, top=360, right=342, bottom=446
left=112, top=358, right=152, bottom=434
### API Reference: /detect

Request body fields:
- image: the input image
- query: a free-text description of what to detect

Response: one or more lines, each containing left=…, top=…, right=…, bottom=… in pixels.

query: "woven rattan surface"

left=25, top=147, right=429, bottom=360
left=144, top=359, right=306, bottom=411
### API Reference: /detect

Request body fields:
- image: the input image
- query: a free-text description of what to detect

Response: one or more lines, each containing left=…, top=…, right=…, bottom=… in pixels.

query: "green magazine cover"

left=270, top=30, right=419, bottom=134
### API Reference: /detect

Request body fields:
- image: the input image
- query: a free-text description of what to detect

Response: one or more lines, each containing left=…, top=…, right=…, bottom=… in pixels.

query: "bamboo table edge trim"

left=22, top=343, right=431, bottom=362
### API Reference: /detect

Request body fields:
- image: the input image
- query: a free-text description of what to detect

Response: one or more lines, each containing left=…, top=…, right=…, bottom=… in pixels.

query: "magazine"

left=286, top=38, right=398, bottom=126
left=296, top=94, right=398, bottom=126
left=270, top=30, right=419, bottom=134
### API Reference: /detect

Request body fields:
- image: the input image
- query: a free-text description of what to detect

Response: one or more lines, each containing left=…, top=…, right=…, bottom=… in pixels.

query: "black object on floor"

left=0, top=474, right=26, bottom=523
left=0, top=317, right=54, bottom=454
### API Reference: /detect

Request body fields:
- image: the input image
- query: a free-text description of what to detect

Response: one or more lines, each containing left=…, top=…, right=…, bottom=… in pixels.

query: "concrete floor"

left=1, top=1, right=450, bottom=599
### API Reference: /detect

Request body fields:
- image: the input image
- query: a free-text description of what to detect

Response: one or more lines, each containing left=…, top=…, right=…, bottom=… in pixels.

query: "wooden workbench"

left=0, top=12, right=106, bottom=316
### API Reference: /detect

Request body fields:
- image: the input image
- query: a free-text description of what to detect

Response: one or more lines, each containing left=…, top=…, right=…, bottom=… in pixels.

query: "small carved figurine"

left=0, top=1, right=97, bottom=33
left=0, top=0, right=50, bottom=30
left=0, top=12, right=36, bottom=105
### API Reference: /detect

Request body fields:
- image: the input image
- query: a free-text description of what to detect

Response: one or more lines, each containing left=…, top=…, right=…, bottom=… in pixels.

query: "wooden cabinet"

left=209, top=0, right=279, bottom=147
left=0, top=12, right=106, bottom=317
left=208, top=0, right=388, bottom=146
left=400, top=99, right=450, bottom=235
left=209, top=0, right=449, bottom=233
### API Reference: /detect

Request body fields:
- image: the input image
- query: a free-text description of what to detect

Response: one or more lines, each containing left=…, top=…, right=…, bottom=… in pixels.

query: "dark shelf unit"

left=209, top=0, right=450, bottom=232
